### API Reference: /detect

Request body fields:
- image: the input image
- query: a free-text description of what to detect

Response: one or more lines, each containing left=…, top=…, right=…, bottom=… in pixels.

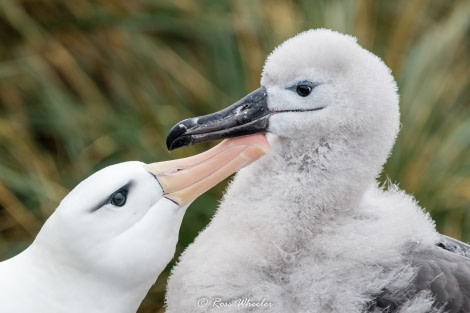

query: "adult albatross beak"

left=146, top=134, right=269, bottom=205
left=166, top=87, right=270, bottom=151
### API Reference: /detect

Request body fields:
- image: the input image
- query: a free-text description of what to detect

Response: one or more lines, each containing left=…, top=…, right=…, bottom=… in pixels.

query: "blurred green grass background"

left=0, top=0, right=469, bottom=312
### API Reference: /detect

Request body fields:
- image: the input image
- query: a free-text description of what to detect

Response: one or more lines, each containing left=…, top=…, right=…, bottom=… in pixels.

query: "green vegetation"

left=0, top=1, right=469, bottom=311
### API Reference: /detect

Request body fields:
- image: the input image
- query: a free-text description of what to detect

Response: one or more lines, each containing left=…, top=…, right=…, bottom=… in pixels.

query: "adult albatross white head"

left=165, top=29, right=470, bottom=312
left=0, top=135, right=269, bottom=313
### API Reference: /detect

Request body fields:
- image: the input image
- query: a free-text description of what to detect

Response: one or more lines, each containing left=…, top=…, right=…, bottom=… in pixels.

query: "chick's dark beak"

left=166, top=87, right=270, bottom=151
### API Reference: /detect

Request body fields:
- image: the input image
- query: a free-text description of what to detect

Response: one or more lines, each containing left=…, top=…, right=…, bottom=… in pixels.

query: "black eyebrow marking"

left=89, top=181, right=133, bottom=213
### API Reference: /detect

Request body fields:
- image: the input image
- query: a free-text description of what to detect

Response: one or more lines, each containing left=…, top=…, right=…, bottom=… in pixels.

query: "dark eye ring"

left=111, top=190, right=127, bottom=207
left=296, top=84, right=313, bottom=97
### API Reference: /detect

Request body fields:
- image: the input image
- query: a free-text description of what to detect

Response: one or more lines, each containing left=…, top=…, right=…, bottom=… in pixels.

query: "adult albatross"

left=165, top=29, right=470, bottom=312
left=0, top=135, right=268, bottom=313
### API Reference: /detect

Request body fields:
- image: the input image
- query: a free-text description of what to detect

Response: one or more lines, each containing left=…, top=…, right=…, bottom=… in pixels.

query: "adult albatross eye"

left=296, top=84, right=313, bottom=97
left=111, top=190, right=127, bottom=207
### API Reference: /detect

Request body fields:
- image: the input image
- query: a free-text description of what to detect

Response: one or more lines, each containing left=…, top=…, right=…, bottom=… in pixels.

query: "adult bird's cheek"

left=145, top=134, right=270, bottom=206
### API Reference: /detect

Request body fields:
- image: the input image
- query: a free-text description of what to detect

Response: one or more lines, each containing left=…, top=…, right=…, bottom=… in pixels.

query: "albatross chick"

left=165, top=29, right=470, bottom=313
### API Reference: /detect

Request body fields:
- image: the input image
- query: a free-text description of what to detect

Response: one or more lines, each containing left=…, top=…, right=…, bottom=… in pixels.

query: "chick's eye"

left=296, top=84, right=313, bottom=97
left=111, top=190, right=127, bottom=207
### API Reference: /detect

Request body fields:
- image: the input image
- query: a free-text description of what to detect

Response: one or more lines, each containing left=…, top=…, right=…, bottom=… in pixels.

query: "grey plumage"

left=368, top=236, right=470, bottom=312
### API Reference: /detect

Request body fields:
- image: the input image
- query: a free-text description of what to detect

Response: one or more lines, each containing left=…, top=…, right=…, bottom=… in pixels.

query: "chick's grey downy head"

left=262, top=29, right=399, bottom=153
left=165, top=29, right=400, bottom=177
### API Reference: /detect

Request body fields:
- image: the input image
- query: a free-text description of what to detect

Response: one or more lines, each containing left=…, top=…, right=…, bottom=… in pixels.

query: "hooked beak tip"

left=166, top=120, right=198, bottom=151
left=166, top=136, right=194, bottom=152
